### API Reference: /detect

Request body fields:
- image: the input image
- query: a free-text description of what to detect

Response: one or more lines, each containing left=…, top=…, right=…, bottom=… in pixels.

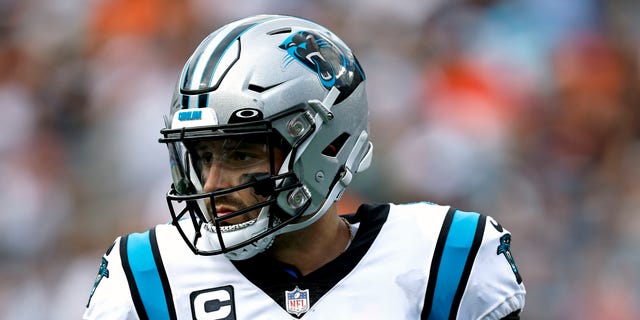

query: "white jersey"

left=84, top=202, right=525, bottom=319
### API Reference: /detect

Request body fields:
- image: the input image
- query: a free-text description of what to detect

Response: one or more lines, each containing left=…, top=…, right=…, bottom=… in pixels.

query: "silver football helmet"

left=159, top=14, right=372, bottom=260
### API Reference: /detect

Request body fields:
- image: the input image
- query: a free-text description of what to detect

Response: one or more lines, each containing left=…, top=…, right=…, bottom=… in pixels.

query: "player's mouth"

left=215, top=206, right=234, bottom=216
left=211, top=206, right=258, bottom=232
left=215, top=206, right=249, bottom=226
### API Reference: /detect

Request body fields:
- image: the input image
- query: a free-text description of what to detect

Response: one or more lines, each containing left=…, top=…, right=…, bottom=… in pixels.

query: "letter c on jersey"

left=190, top=286, right=236, bottom=320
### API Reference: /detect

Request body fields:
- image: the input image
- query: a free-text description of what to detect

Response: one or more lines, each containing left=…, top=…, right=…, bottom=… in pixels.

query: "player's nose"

left=202, top=163, right=233, bottom=192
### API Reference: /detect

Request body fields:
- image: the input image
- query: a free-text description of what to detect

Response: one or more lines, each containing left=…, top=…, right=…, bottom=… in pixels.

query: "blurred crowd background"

left=1, top=0, right=639, bottom=319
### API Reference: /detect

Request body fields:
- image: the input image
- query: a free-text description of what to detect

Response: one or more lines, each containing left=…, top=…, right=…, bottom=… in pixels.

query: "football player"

left=84, top=14, right=525, bottom=319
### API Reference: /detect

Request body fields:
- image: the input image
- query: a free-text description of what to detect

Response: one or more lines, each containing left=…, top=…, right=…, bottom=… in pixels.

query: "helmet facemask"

left=160, top=119, right=310, bottom=260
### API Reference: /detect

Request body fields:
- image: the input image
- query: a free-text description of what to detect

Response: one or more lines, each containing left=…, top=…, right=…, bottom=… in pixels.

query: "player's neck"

left=268, top=205, right=350, bottom=276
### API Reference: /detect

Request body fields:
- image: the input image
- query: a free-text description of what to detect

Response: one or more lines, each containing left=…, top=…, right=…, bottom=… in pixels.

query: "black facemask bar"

left=164, top=169, right=306, bottom=255
left=159, top=104, right=318, bottom=256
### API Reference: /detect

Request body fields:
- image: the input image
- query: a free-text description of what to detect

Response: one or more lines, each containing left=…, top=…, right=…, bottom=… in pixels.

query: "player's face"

left=192, top=136, right=284, bottom=225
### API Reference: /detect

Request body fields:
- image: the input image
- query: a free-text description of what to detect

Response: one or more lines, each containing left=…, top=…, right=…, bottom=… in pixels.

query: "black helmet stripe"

left=182, top=15, right=277, bottom=94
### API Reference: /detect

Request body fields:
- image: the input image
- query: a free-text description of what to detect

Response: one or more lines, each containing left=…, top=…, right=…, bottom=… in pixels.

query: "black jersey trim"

left=421, top=207, right=455, bottom=319
left=422, top=208, right=484, bottom=319
left=232, top=203, right=390, bottom=314
left=105, top=241, right=115, bottom=256
left=121, top=229, right=174, bottom=320
left=120, top=235, right=149, bottom=320
left=149, top=228, right=178, bottom=320
left=449, top=214, right=486, bottom=317
left=307, top=203, right=390, bottom=280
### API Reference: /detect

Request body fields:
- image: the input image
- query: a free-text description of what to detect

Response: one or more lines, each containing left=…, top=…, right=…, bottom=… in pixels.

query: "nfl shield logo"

left=285, top=286, right=310, bottom=316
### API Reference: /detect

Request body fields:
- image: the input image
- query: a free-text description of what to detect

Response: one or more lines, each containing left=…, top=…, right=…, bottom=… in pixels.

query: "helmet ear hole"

left=321, top=132, right=350, bottom=157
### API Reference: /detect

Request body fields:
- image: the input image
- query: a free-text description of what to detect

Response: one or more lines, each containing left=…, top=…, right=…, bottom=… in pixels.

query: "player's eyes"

left=199, top=152, right=214, bottom=167
left=221, top=149, right=266, bottom=168
left=196, top=148, right=266, bottom=169
left=192, top=137, right=269, bottom=170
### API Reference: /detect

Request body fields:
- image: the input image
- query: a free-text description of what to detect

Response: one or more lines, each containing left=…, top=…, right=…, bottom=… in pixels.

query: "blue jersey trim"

left=127, top=231, right=171, bottom=320
left=428, top=210, right=480, bottom=320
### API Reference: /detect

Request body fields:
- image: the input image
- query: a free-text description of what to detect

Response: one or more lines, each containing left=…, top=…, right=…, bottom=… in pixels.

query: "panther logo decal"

left=279, top=30, right=365, bottom=103
left=497, top=234, right=523, bottom=284
left=86, top=257, right=110, bottom=307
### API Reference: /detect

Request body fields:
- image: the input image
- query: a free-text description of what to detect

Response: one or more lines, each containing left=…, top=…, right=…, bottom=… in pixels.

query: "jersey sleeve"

left=83, top=237, right=139, bottom=320
left=457, top=215, right=526, bottom=319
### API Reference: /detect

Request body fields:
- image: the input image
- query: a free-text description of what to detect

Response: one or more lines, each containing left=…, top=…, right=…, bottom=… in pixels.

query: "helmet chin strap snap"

left=308, top=86, right=340, bottom=123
